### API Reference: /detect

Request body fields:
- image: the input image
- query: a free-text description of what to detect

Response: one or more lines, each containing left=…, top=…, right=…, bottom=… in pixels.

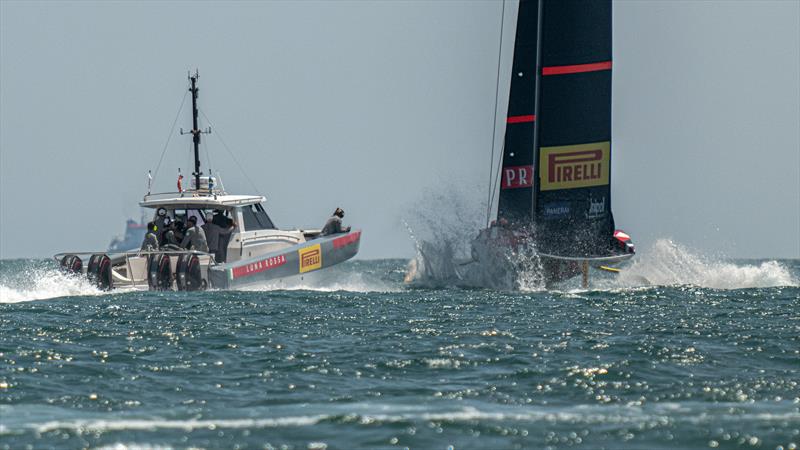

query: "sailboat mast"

left=189, top=72, right=202, bottom=192
left=530, top=0, right=544, bottom=221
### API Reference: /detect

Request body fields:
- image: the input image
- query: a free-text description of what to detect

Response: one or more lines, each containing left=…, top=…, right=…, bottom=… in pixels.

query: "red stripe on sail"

left=542, top=61, right=612, bottom=76
left=507, top=115, right=536, bottom=124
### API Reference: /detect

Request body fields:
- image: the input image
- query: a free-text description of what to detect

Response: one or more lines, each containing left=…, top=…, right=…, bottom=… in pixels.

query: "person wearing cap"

left=140, top=222, right=159, bottom=251
left=320, top=207, right=351, bottom=236
left=181, top=216, right=209, bottom=252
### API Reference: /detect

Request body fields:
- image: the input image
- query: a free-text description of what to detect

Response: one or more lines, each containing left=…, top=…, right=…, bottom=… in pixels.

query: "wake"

left=0, top=264, right=102, bottom=303
left=610, top=239, right=797, bottom=289
left=239, top=268, right=401, bottom=293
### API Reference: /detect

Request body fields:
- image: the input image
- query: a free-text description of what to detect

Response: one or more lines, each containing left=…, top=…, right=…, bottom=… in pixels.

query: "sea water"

left=1, top=242, right=798, bottom=449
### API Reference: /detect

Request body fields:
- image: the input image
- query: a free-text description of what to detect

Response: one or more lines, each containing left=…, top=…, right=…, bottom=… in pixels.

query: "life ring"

left=176, top=253, right=204, bottom=291
left=147, top=253, right=172, bottom=291
left=59, top=254, right=83, bottom=275
left=87, top=254, right=113, bottom=290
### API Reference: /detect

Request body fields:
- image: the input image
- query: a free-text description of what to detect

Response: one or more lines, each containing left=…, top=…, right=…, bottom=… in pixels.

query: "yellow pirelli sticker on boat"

left=298, top=244, right=322, bottom=273
left=539, top=141, right=610, bottom=191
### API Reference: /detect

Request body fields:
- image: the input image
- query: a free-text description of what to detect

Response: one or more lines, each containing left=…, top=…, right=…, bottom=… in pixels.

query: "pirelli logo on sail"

left=298, top=244, right=322, bottom=273
left=539, top=141, right=610, bottom=191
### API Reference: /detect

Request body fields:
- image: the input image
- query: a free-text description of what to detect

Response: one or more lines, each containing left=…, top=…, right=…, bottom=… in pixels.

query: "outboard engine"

left=176, top=253, right=204, bottom=291
left=147, top=254, right=172, bottom=291
left=87, top=254, right=113, bottom=290
left=59, top=254, right=83, bottom=275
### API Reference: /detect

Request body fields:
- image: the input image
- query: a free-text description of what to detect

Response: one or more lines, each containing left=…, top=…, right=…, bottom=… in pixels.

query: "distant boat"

left=107, top=217, right=147, bottom=253
left=56, top=72, right=361, bottom=291
left=467, top=0, right=635, bottom=287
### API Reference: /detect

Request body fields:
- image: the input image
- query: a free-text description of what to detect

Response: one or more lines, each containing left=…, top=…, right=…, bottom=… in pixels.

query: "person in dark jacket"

left=140, top=222, right=159, bottom=251
left=320, top=208, right=351, bottom=236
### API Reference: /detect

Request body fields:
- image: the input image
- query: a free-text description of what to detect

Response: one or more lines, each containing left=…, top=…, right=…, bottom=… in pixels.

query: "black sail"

left=496, top=0, right=539, bottom=224
left=535, top=0, right=614, bottom=257
left=496, top=0, right=616, bottom=258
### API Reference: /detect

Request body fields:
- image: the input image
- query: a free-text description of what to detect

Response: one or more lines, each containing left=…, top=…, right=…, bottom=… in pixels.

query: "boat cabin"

left=140, top=191, right=317, bottom=264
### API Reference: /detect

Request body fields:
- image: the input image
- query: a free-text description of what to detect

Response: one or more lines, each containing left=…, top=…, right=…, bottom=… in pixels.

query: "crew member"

left=163, top=220, right=185, bottom=249
left=158, top=216, right=172, bottom=246
left=181, top=216, right=209, bottom=252
left=140, top=222, right=159, bottom=251
left=320, top=207, right=350, bottom=236
left=203, top=213, right=237, bottom=262
left=153, top=207, right=169, bottom=234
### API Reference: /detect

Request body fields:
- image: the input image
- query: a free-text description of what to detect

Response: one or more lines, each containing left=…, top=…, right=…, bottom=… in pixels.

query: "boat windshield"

left=241, top=204, right=275, bottom=230
left=155, top=208, right=235, bottom=227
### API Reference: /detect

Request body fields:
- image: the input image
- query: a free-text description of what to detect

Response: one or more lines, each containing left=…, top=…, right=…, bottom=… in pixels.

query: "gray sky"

left=1, top=0, right=798, bottom=260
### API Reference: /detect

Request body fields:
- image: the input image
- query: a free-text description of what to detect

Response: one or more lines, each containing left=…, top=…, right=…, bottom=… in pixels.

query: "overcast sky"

left=1, top=0, right=798, bottom=260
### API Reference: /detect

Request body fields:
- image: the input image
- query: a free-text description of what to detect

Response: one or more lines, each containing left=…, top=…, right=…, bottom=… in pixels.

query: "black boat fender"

left=176, top=254, right=204, bottom=291
left=147, top=253, right=172, bottom=291
left=59, top=254, right=83, bottom=275
left=87, top=254, right=113, bottom=290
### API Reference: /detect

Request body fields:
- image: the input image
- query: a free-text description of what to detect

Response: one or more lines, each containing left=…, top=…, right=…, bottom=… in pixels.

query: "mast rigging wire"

left=486, top=0, right=506, bottom=227
left=152, top=88, right=190, bottom=184
left=488, top=140, right=505, bottom=223
left=199, top=109, right=263, bottom=197
left=202, top=138, right=213, bottom=179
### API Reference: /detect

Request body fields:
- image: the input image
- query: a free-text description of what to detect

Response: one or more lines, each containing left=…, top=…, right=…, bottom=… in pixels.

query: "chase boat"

left=54, top=72, right=361, bottom=291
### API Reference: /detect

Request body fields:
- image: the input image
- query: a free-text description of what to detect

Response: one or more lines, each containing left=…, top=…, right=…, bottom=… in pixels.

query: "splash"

left=402, top=187, right=485, bottom=287
left=0, top=261, right=102, bottom=303
left=613, top=239, right=797, bottom=289
left=402, top=187, right=546, bottom=290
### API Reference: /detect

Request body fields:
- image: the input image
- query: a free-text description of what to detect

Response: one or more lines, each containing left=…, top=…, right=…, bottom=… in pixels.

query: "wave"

left=31, top=415, right=327, bottom=434
left=6, top=403, right=797, bottom=436
left=611, top=239, right=797, bottom=289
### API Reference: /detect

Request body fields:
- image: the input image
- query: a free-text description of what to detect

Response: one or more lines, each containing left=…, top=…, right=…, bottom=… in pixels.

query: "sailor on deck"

left=321, top=208, right=351, bottom=236
left=153, top=208, right=169, bottom=234
left=203, top=212, right=237, bottom=262
left=181, top=216, right=209, bottom=253
left=162, top=220, right=185, bottom=250
left=140, top=222, right=159, bottom=251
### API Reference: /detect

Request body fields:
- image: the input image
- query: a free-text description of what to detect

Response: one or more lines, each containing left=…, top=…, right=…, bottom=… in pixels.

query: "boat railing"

left=54, top=249, right=215, bottom=262
left=142, top=190, right=225, bottom=202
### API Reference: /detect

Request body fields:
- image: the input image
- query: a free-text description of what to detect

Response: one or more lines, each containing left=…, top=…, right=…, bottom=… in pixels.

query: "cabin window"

left=168, top=209, right=207, bottom=227
left=241, top=204, right=275, bottom=230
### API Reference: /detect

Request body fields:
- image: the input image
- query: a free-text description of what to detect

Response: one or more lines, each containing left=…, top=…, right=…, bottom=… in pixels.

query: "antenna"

left=179, top=70, right=211, bottom=194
